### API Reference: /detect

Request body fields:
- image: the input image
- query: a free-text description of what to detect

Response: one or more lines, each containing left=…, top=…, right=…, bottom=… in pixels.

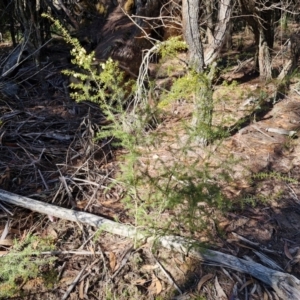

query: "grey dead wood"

left=278, top=34, right=300, bottom=81
left=1, top=188, right=300, bottom=299
left=0, top=188, right=141, bottom=240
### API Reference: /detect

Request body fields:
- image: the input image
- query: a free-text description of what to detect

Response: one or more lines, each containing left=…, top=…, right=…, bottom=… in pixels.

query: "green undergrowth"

left=240, top=190, right=284, bottom=208
left=252, top=171, right=298, bottom=184
left=48, top=17, right=234, bottom=238
left=238, top=171, right=298, bottom=208
left=0, top=234, right=56, bottom=299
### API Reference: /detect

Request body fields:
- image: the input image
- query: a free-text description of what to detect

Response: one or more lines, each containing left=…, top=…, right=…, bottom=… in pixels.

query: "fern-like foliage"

left=0, top=234, right=56, bottom=299
left=252, top=171, right=298, bottom=184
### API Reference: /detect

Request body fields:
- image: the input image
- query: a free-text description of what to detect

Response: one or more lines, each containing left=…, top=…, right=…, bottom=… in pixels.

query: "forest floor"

left=1, top=27, right=300, bottom=300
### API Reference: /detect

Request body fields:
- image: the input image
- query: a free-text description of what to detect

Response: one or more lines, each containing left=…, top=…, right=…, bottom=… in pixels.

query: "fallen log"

left=0, top=188, right=142, bottom=240
left=1, top=188, right=300, bottom=299
left=160, top=236, right=300, bottom=300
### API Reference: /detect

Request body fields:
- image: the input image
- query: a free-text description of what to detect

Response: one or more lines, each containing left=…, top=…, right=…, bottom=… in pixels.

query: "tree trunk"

left=182, top=0, right=204, bottom=72
left=225, top=20, right=233, bottom=49
left=9, top=15, right=17, bottom=47
left=205, top=0, right=214, bottom=45
left=278, top=33, right=300, bottom=80
left=204, top=0, right=232, bottom=65
left=191, top=64, right=215, bottom=145
left=258, top=30, right=272, bottom=79
left=238, top=0, right=280, bottom=79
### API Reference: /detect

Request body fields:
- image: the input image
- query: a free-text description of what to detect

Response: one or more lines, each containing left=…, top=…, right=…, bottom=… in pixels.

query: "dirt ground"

left=1, top=28, right=300, bottom=299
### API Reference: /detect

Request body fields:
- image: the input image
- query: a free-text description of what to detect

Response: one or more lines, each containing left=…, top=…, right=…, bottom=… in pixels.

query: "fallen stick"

left=1, top=188, right=300, bottom=299
left=0, top=188, right=142, bottom=240
left=159, top=236, right=300, bottom=300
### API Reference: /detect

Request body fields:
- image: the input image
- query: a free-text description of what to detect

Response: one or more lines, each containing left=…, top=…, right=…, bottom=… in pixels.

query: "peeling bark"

left=258, top=32, right=272, bottom=80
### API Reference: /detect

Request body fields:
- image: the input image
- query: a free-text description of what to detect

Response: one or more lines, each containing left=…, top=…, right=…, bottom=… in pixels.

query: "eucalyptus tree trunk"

left=182, top=0, right=204, bottom=72
left=205, top=0, right=214, bottom=45
left=15, top=0, right=44, bottom=66
left=258, top=31, right=272, bottom=80
left=190, top=64, right=216, bottom=146
left=238, top=0, right=277, bottom=79
left=182, top=0, right=215, bottom=145
left=278, top=33, right=300, bottom=80
left=204, top=0, right=232, bottom=65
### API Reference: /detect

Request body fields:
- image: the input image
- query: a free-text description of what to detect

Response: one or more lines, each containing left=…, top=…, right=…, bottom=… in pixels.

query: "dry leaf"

left=215, top=276, right=227, bottom=299
left=0, top=238, right=13, bottom=246
left=100, top=199, right=117, bottom=206
left=155, top=276, right=162, bottom=295
left=250, top=283, right=257, bottom=295
left=76, top=200, right=88, bottom=209
left=60, top=276, right=76, bottom=285
left=0, top=220, right=10, bottom=241
left=88, top=246, right=95, bottom=255
left=239, top=279, right=254, bottom=291
left=284, top=241, right=293, bottom=260
left=173, top=257, right=184, bottom=265
left=79, top=280, right=84, bottom=299
left=148, top=279, right=156, bottom=295
left=0, top=251, right=9, bottom=256
left=174, top=258, right=190, bottom=273
left=197, top=273, right=214, bottom=292
left=41, top=225, right=58, bottom=240
left=47, top=215, right=56, bottom=222
left=173, top=257, right=189, bottom=273
left=109, top=252, right=117, bottom=272
left=22, top=277, right=44, bottom=290
left=229, top=282, right=238, bottom=299
left=32, top=240, right=39, bottom=250
left=70, top=292, right=77, bottom=300
left=218, top=220, right=231, bottom=230
left=132, top=278, right=147, bottom=285
left=148, top=274, right=162, bottom=295
left=141, top=264, right=158, bottom=271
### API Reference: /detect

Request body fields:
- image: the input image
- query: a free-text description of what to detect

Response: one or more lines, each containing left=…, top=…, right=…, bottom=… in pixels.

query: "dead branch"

left=1, top=188, right=300, bottom=299
left=0, top=188, right=142, bottom=239
left=57, top=0, right=79, bottom=30
left=160, top=236, right=300, bottom=300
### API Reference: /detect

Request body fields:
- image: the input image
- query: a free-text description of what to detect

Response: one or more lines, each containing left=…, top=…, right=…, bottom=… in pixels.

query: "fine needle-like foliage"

left=48, top=17, right=231, bottom=239
left=0, top=234, right=56, bottom=299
